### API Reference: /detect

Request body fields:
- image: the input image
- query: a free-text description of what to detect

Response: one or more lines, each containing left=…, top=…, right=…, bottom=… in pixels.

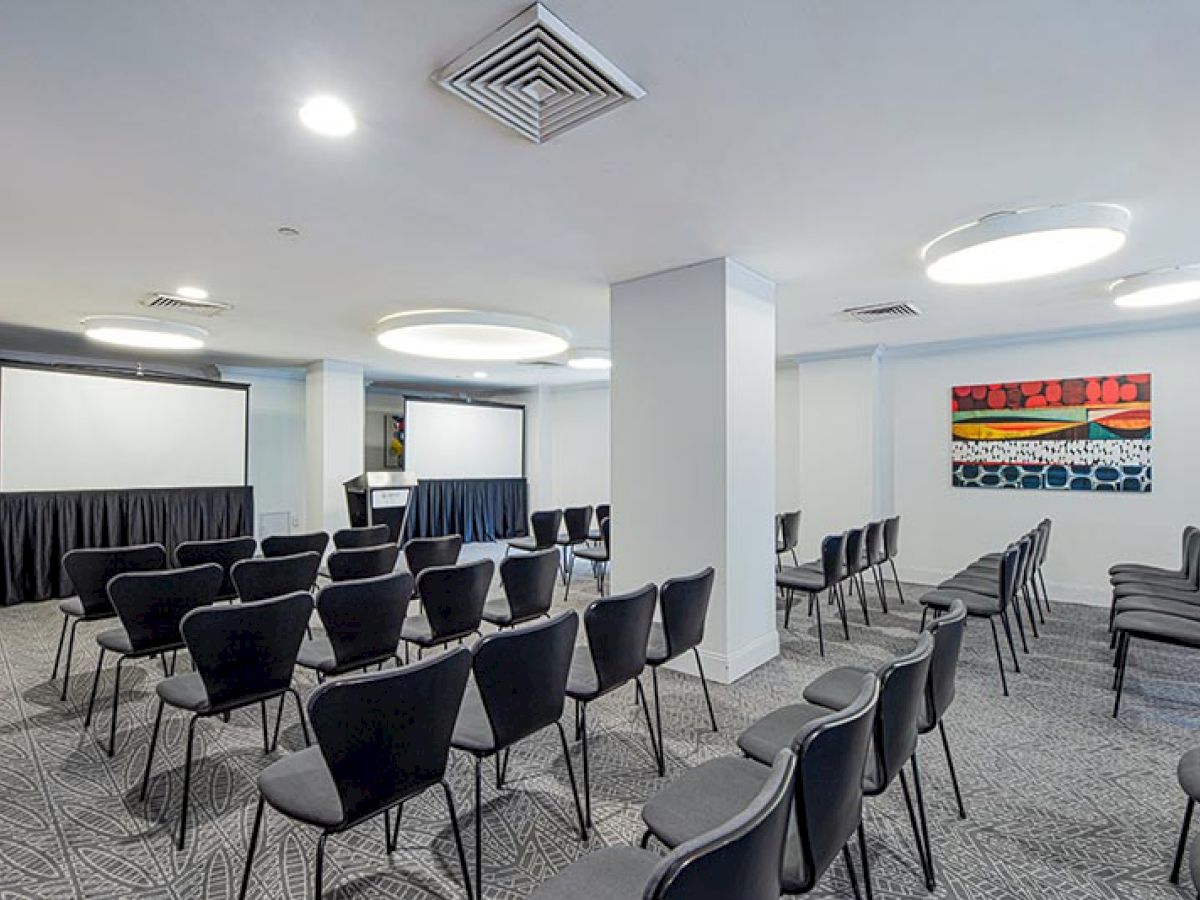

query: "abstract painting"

left=951, top=373, right=1151, bottom=492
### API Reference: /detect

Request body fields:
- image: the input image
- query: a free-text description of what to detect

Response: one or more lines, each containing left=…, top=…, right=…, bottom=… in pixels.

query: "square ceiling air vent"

left=433, top=3, right=645, bottom=144
left=141, top=293, right=233, bottom=317
left=842, top=302, right=922, bottom=323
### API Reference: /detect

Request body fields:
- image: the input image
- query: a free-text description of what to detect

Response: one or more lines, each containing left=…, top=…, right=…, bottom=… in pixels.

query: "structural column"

left=305, top=360, right=365, bottom=535
left=610, top=258, right=778, bottom=684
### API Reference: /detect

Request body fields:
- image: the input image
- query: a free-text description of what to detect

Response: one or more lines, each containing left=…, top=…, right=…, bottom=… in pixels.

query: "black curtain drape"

left=0, top=486, right=253, bottom=605
left=405, top=478, right=527, bottom=543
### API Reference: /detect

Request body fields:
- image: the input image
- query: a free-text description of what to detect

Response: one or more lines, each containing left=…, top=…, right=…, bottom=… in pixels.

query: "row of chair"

left=775, top=509, right=802, bottom=568
left=507, top=504, right=611, bottom=598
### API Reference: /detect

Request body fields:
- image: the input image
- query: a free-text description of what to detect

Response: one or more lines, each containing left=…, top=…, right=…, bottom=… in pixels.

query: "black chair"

left=332, top=524, right=391, bottom=549
left=864, top=520, right=892, bottom=609
left=776, top=510, right=801, bottom=569
left=261, top=530, right=329, bottom=559
left=846, top=526, right=886, bottom=619
left=1109, top=528, right=1200, bottom=629
left=882, top=515, right=906, bottom=605
left=327, top=543, right=400, bottom=582
left=83, top=564, right=224, bottom=756
left=140, top=591, right=314, bottom=850
left=956, top=531, right=1041, bottom=642
left=296, top=571, right=414, bottom=679
left=483, top=548, right=558, bottom=628
left=1111, top=524, right=1200, bottom=584
left=588, top=504, right=611, bottom=542
left=574, top=517, right=611, bottom=596
left=1171, top=748, right=1200, bottom=884
left=507, top=509, right=562, bottom=554
left=238, top=650, right=474, bottom=900
left=646, top=568, right=719, bottom=763
left=566, top=583, right=661, bottom=828
left=533, top=748, right=797, bottom=900
left=453, top=611, right=587, bottom=898
left=557, top=505, right=594, bottom=595
left=777, top=533, right=851, bottom=656
left=401, top=558, right=493, bottom=661
left=640, top=675, right=880, bottom=898
left=54, top=543, right=168, bottom=701
left=403, top=534, right=464, bottom=583
left=1111, top=611, right=1200, bottom=717
left=231, top=552, right=321, bottom=603
left=174, top=536, right=257, bottom=602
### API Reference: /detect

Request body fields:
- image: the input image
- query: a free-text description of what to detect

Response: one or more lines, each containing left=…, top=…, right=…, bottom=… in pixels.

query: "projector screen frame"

left=401, top=395, right=526, bottom=480
left=0, top=359, right=250, bottom=492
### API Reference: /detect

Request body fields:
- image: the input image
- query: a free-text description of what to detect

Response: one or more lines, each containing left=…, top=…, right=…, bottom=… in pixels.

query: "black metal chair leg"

left=439, top=781, right=473, bottom=900
left=911, top=754, right=936, bottom=889
left=650, top=667, right=666, bottom=770
left=314, top=831, right=327, bottom=900
left=1022, top=587, right=1040, bottom=638
left=814, top=590, right=825, bottom=656
left=784, top=589, right=793, bottom=629
left=106, top=655, right=125, bottom=757
left=635, top=677, right=664, bottom=775
left=844, top=843, right=864, bottom=900
left=857, top=580, right=871, bottom=627
left=474, top=757, right=483, bottom=900
left=693, top=648, right=718, bottom=733
left=1038, top=571, right=1051, bottom=612
left=554, top=721, right=588, bottom=840
left=580, top=702, right=592, bottom=827
left=563, top=550, right=575, bottom=603
left=238, top=795, right=266, bottom=900
left=140, top=697, right=165, bottom=802
left=51, top=614, right=69, bottom=681
left=989, top=618, right=1009, bottom=697
left=858, top=821, right=875, bottom=900
left=1113, top=636, right=1131, bottom=718
left=84, top=646, right=106, bottom=727
left=898, top=769, right=933, bottom=890
left=1010, top=595, right=1030, bottom=654
left=177, top=714, right=199, bottom=850
left=999, top=611, right=1021, bottom=672
left=889, top=559, right=905, bottom=605
left=1172, top=799, right=1195, bottom=883
left=938, top=720, right=967, bottom=819
left=60, top=617, right=81, bottom=700
left=873, top=567, right=889, bottom=614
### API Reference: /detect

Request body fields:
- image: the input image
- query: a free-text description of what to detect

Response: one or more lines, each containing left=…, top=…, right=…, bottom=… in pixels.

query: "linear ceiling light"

left=566, top=348, right=611, bottom=370
left=375, top=310, right=570, bottom=361
left=923, top=204, right=1130, bottom=285
left=82, top=315, right=207, bottom=350
left=1111, top=266, right=1200, bottom=309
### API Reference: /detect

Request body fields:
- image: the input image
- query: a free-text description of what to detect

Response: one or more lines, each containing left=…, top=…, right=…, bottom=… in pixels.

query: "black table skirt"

left=405, top=478, right=527, bottom=543
left=0, top=486, right=254, bottom=605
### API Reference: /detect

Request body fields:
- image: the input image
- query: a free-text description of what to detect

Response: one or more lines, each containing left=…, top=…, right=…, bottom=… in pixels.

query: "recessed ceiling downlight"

left=82, top=315, right=207, bottom=350
left=567, top=348, right=612, bottom=370
left=375, top=310, right=571, bottom=361
left=923, top=204, right=1130, bottom=285
left=299, top=95, right=357, bottom=137
left=1111, top=266, right=1200, bottom=309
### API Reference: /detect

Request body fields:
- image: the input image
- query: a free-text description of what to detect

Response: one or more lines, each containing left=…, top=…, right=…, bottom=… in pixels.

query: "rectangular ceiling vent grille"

left=141, top=293, right=233, bottom=317
left=433, top=3, right=645, bottom=144
left=842, top=302, right=922, bottom=323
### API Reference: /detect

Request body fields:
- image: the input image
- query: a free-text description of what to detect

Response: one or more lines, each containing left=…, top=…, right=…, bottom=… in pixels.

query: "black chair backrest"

left=595, top=504, right=611, bottom=527
left=645, top=749, right=797, bottom=900
left=1180, top=525, right=1200, bottom=576
left=316, top=571, right=414, bottom=669
left=63, top=544, right=168, bottom=617
left=328, top=544, right=400, bottom=582
left=659, top=567, right=716, bottom=660
left=1013, top=536, right=1035, bottom=593
left=923, top=598, right=967, bottom=730
left=261, top=531, right=329, bottom=559
left=472, top=611, right=578, bottom=749
left=778, top=511, right=801, bottom=552
left=308, top=648, right=472, bottom=828
left=416, top=558, right=493, bottom=642
left=333, top=525, right=391, bottom=550
left=997, top=544, right=1021, bottom=608
left=1036, top=518, right=1054, bottom=568
left=596, top=517, right=611, bottom=555
left=865, top=521, right=886, bottom=567
left=844, top=527, right=866, bottom=576
left=793, top=674, right=880, bottom=892
left=499, top=549, right=558, bottom=623
left=583, top=583, right=657, bottom=694
left=175, top=536, right=257, bottom=601
left=180, top=591, right=313, bottom=710
left=819, top=534, right=844, bottom=588
left=108, top=563, right=224, bottom=652
left=562, top=506, right=593, bottom=543
left=528, top=510, right=563, bottom=550
left=867, top=633, right=934, bottom=793
left=403, top=535, right=463, bottom=582
left=1184, top=527, right=1200, bottom=586
left=232, top=552, right=320, bottom=604
left=883, top=516, right=901, bottom=560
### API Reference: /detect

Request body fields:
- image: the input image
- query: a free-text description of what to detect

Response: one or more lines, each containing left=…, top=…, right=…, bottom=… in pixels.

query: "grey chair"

left=238, top=650, right=474, bottom=900
left=483, top=548, right=558, bottom=628
left=261, top=530, right=329, bottom=559
left=401, top=558, right=493, bottom=661
left=1171, top=747, right=1200, bottom=884
left=453, top=612, right=587, bottom=899
left=174, top=536, right=257, bottom=602
left=956, top=531, right=1041, bottom=641
left=641, top=675, right=880, bottom=898
left=845, top=526, right=886, bottom=619
left=777, top=533, right=851, bottom=656
left=140, top=592, right=314, bottom=850
left=83, top=563, right=224, bottom=756
left=864, top=520, right=891, bottom=609
left=1109, top=528, right=1200, bottom=629
left=567, top=583, right=661, bottom=828
left=883, top=516, right=906, bottom=605
left=532, top=748, right=797, bottom=900
left=1111, top=524, right=1200, bottom=584
left=296, top=571, right=414, bottom=679
left=776, top=510, right=801, bottom=570
left=557, top=505, right=594, bottom=594
left=507, top=509, right=563, bottom=554
left=231, top=551, right=321, bottom=603
left=574, top=517, right=611, bottom=595
left=53, top=543, right=168, bottom=701
left=332, top=524, right=391, bottom=549
left=1111, top=611, right=1200, bottom=717
left=403, top=534, right=463, bottom=584
left=327, top=543, right=400, bottom=582
left=588, top=504, right=611, bottom=542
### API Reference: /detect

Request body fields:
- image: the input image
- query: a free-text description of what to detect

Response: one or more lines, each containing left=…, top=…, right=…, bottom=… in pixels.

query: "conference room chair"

left=238, top=650, right=474, bottom=900
left=326, top=543, right=400, bottom=582
left=532, top=748, right=797, bottom=900
left=566, top=583, right=660, bottom=827
left=453, top=611, right=586, bottom=899
left=332, top=524, right=391, bottom=549
left=174, top=535, right=257, bottom=602
left=140, top=591, right=313, bottom=850
left=864, top=520, right=893, bottom=610
left=972, top=520, right=1054, bottom=627
left=506, top=508, right=562, bottom=555
left=403, top=534, right=464, bottom=584
left=1111, top=524, right=1199, bottom=583
left=645, top=568, right=719, bottom=763
left=574, top=517, right=611, bottom=596
left=1171, top=748, right=1200, bottom=885
left=775, top=509, right=801, bottom=570
left=1109, top=528, right=1200, bottom=630
left=261, top=530, right=329, bottom=559
left=83, top=563, right=223, bottom=757
left=741, top=633, right=937, bottom=892
left=1111, top=610, right=1200, bottom=718
left=482, top=548, right=558, bottom=629
left=231, top=551, right=322, bottom=603
left=557, top=505, right=593, bottom=592
left=883, top=515, right=906, bottom=605
left=777, top=533, right=851, bottom=656
left=54, top=543, right=168, bottom=701
left=639, top=676, right=879, bottom=899
left=296, top=571, right=414, bottom=681
left=844, top=526, right=885, bottom=623
left=401, top=558, right=493, bottom=662
left=941, top=533, right=1037, bottom=647
left=588, top=503, right=610, bottom=542
left=921, top=544, right=1022, bottom=696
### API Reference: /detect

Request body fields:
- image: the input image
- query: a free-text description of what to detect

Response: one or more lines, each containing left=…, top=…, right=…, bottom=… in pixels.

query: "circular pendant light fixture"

left=923, top=204, right=1130, bottom=285
left=82, top=315, right=207, bottom=350
left=567, top=348, right=612, bottom=370
left=299, top=95, right=357, bottom=137
left=375, top=310, right=571, bottom=361
left=1111, top=266, right=1200, bottom=309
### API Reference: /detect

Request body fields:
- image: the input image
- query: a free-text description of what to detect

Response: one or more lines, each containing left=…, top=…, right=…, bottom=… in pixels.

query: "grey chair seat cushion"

left=802, top=666, right=873, bottom=711
left=919, top=588, right=1000, bottom=616
left=1114, top=611, right=1200, bottom=644
left=573, top=547, right=608, bottom=562
left=776, top=566, right=825, bottom=592
left=481, top=597, right=513, bottom=626
left=58, top=596, right=113, bottom=620
left=1110, top=569, right=1190, bottom=587
left=296, top=637, right=339, bottom=673
left=528, top=846, right=660, bottom=900
left=451, top=681, right=496, bottom=754
left=1113, top=595, right=1200, bottom=621
left=1179, top=748, right=1200, bottom=800
left=565, top=647, right=601, bottom=700
left=507, top=537, right=540, bottom=552
left=1112, top=582, right=1199, bottom=601
left=156, top=672, right=210, bottom=712
left=258, top=745, right=344, bottom=828
left=646, top=622, right=671, bottom=665
left=938, top=574, right=997, bottom=596
left=96, top=626, right=134, bottom=655
left=401, top=614, right=434, bottom=645
left=736, top=703, right=830, bottom=766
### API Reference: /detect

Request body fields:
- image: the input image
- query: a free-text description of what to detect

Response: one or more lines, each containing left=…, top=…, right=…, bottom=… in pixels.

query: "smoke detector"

left=433, top=3, right=645, bottom=144
left=141, top=292, right=233, bottom=317
left=842, top=302, right=922, bottom=323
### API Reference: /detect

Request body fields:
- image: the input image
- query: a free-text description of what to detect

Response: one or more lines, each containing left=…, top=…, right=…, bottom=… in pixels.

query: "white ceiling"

left=2, top=1, right=1199, bottom=387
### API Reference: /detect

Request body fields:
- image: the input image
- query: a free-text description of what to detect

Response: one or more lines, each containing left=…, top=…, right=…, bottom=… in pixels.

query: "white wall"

left=775, top=363, right=801, bottom=511
left=305, top=361, right=365, bottom=535
left=548, top=385, right=610, bottom=510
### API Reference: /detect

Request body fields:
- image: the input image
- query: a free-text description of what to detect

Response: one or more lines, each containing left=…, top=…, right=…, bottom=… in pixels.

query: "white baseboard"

left=666, top=629, right=781, bottom=685
left=898, top=566, right=1108, bottom=608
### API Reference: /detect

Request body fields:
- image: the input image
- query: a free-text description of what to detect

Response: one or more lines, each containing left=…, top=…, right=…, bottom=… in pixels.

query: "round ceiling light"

left=299, top=95, right=357, bottom=137
left=1111, top=266, right=1200, bottom=309
left=175, top=285, right=208, bottom=300
left=375, top=310, right=571, bottom=361
left=81, top=315, right=207, bottom=350
left=923, top=204, right=1130, bottom=285
left=567, top=348, right=612, bottom=371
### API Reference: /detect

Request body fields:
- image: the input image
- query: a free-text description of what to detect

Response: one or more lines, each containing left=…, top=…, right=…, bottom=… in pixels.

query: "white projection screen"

left=0, top=366, right=248, bottom=492
left=404, top=399, right=524, bottom=480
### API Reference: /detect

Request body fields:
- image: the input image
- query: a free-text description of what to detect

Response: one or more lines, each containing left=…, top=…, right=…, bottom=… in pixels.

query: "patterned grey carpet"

left=1, top=549, right=1199, bottom=899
